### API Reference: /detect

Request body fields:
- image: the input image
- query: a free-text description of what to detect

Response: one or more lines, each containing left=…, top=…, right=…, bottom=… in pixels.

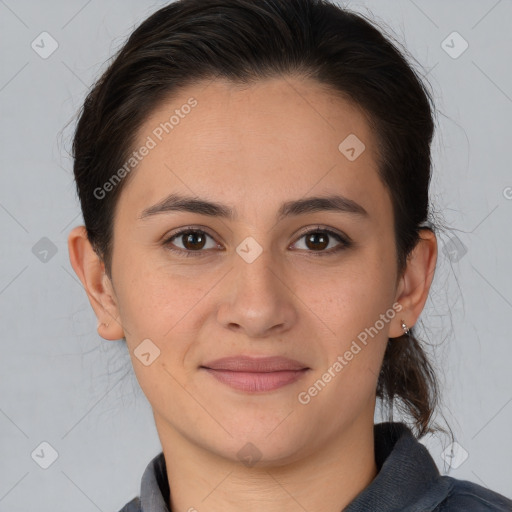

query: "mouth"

left=200, top=356, right=310, bottom=393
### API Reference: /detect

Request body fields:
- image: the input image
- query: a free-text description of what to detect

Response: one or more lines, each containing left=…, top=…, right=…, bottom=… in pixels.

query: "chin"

left=207, top=426, right=311, bottom=468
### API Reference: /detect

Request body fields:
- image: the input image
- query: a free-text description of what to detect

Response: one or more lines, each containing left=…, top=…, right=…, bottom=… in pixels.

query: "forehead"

left=118, top=76, right=390, bottom=223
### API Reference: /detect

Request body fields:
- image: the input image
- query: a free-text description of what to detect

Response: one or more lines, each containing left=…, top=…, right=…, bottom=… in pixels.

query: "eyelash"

left=162, top=225, right=352, bottom=258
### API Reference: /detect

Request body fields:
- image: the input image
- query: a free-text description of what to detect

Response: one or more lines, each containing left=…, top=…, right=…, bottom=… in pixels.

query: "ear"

left=67, top=225, right=125, bottom=340
left=389, top=228, right=437, bottom=338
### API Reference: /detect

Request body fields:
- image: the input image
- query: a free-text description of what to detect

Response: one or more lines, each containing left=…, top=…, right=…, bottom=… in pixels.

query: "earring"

left=401, top=320, right=410, bottom=336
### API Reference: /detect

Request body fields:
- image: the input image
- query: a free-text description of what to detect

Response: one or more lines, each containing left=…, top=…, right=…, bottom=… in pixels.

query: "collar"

left=343, top=422, right=451, bottom=510
left=138, top=422, right=452, bottom=512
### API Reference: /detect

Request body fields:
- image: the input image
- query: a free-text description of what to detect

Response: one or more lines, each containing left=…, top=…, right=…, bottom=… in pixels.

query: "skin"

left=68, top=76, right=437, bottom=512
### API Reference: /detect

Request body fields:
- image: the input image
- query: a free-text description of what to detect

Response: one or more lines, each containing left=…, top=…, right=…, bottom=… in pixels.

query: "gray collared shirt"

left=118, top=422, right=512, bottom=511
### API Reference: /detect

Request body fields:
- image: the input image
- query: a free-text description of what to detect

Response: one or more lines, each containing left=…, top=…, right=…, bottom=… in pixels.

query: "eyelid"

left=291, top=224, right=352, bottom=244
left=163, top=225, right=222, bottom=244
left=288, top=225, right=351, bottom=254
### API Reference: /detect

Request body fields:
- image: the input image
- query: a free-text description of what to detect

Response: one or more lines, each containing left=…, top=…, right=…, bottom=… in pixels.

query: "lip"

left=201, top=355, right=309, bottom=372
left=200, top=356, right=310, bottom=393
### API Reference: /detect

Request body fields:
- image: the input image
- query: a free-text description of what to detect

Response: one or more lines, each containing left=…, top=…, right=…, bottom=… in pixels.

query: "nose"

left=215, top=246, right=298, bottom=339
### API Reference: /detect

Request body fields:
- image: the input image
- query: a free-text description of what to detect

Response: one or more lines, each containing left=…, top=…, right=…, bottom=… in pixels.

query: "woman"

left=67, top=0, right=512, bottom=510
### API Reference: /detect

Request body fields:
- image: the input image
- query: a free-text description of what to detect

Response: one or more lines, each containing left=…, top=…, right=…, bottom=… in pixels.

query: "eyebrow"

left=139, top=193, right=368, bottom=221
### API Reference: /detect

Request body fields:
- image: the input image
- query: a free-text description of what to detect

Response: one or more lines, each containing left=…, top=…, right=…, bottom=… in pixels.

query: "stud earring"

left=400, top=320, right=410, bottom=336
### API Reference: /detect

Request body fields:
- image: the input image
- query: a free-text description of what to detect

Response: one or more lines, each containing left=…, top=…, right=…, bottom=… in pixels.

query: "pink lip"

left=200, top=356, right=310, bottom=392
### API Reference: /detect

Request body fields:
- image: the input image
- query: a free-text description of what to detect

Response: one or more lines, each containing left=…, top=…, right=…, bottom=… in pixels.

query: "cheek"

left=300, top=274, right=393, bottom=413
left=294, top=252, right=396, bottom=334
left=115, top=263, right=207, bottom=400
left=113, top=247, right=224, bottom=362
left=293, top=249, right=396, bottom=394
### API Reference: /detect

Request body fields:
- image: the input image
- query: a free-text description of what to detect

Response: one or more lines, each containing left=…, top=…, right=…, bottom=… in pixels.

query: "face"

left=107, top=76, right=401, bottom=464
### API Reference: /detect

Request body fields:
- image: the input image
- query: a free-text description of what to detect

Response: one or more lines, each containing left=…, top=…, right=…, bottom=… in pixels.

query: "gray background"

left=1, top=0, right=511, bottom=510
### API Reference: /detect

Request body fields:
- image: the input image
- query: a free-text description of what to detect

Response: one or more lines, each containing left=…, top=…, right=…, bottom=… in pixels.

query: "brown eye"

left=304, top=231, right=329, bottom=251
left=291, top=227, right=351, bottom=255
left=164, top=228, right=219, bottom=256
left=180, top=231, right=207, bottom=250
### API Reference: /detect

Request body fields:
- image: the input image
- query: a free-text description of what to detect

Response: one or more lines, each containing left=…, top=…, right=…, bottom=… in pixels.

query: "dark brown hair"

left=72, top=0, right=446, bottom=438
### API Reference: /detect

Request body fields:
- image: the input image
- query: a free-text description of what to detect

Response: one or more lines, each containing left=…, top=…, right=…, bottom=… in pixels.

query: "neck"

left=156, top=415, right=378, bottom=512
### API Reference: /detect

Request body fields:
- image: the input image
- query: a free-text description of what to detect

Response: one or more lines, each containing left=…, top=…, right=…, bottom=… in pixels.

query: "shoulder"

left=435, top=476, right=512, bottom=511
left=117, top=496, right=141, bottom=512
